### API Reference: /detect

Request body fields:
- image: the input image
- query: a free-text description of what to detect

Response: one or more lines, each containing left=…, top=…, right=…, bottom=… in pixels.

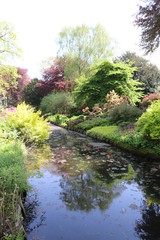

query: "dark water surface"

left=24, top=126, right=160, bottom=240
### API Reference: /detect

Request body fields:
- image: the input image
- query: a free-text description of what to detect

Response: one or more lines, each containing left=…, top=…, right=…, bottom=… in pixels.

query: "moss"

left=87, top=125, right=118, bottom=138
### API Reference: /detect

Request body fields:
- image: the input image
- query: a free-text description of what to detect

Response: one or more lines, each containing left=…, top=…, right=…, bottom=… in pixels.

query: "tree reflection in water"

left=23, top=192, right=46, bottom=234
left=135, top=201, right=160, bottom=240
left=59, top=164, right=135, bottom=212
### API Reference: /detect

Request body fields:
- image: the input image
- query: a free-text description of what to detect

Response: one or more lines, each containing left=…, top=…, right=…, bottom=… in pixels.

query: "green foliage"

left=137, top=100, right=160, bottom=140
left=75, top=117, right=109, bottom=131
left=22, top=78, right=42, bottom=108
left=47, top=114, right=70, bottom=127
left=40, top=92, right=75, bottom=115
left=0, top=142, right=27, bottom=238
left=109, top=103, right=143, bottom=125
left=0, top=142, right=27, bottom=193
left=120, top=51, right=160, bottom=94
left=67, top=115, right=85, bottom=129
left=2, top=231, right=25, bottom=240
left=0, top=21, right=22, bottom=62
left=0, top=65, right=20, bottom=97
left=87, top=125, right=118, bottom=141
left=5, top=102, right=50, bottom=143
left=0, top=21, right=22, bottom=97
left=74, top=60, right=144, bottom=109
left=87, top=123, right=160, bottom=156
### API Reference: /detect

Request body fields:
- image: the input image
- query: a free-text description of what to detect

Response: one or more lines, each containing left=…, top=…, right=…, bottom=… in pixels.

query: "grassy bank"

left=0, top=142, right=27, bottom=240
left=86, top=125, right=160, bottom=160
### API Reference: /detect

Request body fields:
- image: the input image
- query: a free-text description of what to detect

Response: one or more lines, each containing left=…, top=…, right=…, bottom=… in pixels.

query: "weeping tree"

left=57, top=24, right=114, bottom=79
left=73, top=60, right=144, bottom=109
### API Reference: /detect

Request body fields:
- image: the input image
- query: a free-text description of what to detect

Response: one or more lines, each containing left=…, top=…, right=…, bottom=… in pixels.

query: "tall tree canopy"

left=135, top=0, right=160, bottom=53
left=0, top=21, right=21, bottom=61
left=0, top=22, right=22, bottom=97
left=73, top=61, right=143, bottom=109
left=120, top=51, right=160, bottom=94
left=57, top=24, right=114, bottom=78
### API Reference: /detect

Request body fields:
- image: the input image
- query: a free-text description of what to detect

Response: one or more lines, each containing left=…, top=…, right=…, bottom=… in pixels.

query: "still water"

left=24, top=126, right=160, bottom=240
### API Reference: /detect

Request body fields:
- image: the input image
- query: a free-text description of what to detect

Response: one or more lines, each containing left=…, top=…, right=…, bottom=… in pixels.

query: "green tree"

left=22, top=78, right=43, bottom=108
left=135, top=0, right=160, bottom=53
left=120, top=51, right=160, bottom=94
left=0, top=21, right=22, bottom=97
left=57, top=24, right=114, bottom=79
left=73, top=60, right=143, bottom=109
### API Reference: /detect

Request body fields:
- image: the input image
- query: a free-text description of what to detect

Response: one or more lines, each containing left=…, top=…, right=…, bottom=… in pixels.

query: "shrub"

left=109, top=103, right=143, bottom=125
left=103, top=90, right=131, bottom=113
left=141, top=93, right=160, bottom=108
left=74, top=60, right=144, bottom=109
left=22, top=78, right=43, bottom=108
left=40, top=92, right=75, bottom=115
left=5, top=102, right=50, bottom=144
left=75, top=117, right=109, bottom=131
left=137, top=100, right=160, bottom=140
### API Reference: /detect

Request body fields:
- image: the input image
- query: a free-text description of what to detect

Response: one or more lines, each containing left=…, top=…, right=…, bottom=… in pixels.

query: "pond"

left=24, top=126, right=160, bottom=240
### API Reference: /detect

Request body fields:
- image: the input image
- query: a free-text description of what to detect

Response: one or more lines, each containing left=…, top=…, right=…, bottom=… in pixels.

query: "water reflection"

left=135, top=201, right=160, bottom=240
left=24, top=192, right=46, bottom=233
left=24, top=126, right=160, bottom=240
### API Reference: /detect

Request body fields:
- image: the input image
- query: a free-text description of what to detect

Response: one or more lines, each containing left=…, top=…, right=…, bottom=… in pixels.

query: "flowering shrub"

left=91, top=104, right=102, bottom=116
left=1, top=107, right=17, bottom=117
left=114, top=122, right=137, bottom=137
left=82, top=106, right=91, bottom=115
left=141, top=93, right=160, bottom=108
left=103, top=90, right=131, bottom=114
left=82, top=104, right=102, bottom=117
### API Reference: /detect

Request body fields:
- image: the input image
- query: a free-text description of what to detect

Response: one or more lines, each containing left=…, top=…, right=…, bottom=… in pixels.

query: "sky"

left=0, top=0, right=160, bottom=78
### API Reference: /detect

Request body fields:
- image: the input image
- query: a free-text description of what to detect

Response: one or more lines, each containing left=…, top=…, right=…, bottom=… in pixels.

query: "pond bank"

left=56, top=124, right=160, bottom=161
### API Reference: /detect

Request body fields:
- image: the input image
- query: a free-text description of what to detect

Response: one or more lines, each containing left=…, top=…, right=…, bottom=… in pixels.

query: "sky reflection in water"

left=24, top=128, right=160, bottom=240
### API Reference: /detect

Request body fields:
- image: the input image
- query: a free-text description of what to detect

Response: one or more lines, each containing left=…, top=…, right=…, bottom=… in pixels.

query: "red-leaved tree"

left=7, top=67, right=30, bottom=106
left=38, top=58, right=74, bottom=97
